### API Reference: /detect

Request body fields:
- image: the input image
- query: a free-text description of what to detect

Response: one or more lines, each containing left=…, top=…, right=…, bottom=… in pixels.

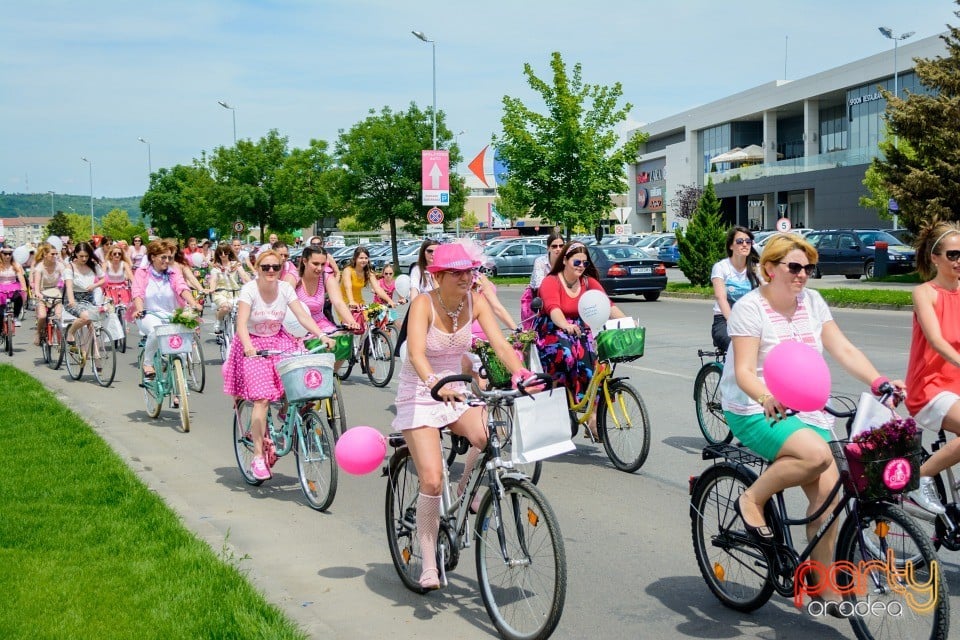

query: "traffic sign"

left=426, top=223, right=444, bottom=233
left=233, top=221, right=245, bottom=234
left=775, top=218, right=792, bottom=232
left=614, top=224, right=632, bottom=235
left=421, top=150, right=450, bottom=206
left=426, top=207, right=444, bottom=225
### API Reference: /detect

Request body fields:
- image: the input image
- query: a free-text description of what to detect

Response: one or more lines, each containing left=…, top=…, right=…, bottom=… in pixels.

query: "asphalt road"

left=11, top=289, right=958, bottom=639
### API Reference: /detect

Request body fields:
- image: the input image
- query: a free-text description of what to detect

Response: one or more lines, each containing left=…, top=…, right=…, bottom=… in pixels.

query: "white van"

left=324, top=234, right=346, bottom=248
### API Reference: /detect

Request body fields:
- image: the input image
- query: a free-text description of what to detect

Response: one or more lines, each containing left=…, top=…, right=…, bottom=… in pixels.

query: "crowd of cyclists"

left=4, top=221, right=959, bottom=638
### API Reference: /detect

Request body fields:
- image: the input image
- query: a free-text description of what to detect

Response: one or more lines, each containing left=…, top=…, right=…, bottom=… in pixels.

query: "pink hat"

left=426, top=243, right=482, bottom=273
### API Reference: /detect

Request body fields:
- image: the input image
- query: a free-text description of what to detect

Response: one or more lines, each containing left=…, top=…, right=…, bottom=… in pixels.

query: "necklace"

left=436, top=291, right=465, bottom=331
left=562, top=274, right=580, bottom=289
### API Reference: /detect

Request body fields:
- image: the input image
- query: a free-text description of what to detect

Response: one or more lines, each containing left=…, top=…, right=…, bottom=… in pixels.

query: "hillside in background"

left=0, top=193, right=144, bottom=221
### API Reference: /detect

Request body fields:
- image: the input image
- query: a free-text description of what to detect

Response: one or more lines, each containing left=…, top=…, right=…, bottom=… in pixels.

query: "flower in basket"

left=508, top=330, right=537, bottom=354
left=170, top=306, right=201, bottom=330
left=365, top=302, right=385, bottom=321
left=846, top=416, right=922, bottom=499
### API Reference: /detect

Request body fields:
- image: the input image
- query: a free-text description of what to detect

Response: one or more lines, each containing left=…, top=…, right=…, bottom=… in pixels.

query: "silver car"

left=482, top=241, right=548, bottom=276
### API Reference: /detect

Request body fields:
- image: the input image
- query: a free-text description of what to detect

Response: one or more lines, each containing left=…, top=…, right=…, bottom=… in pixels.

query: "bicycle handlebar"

left=429, top=372, right=553, bottom=402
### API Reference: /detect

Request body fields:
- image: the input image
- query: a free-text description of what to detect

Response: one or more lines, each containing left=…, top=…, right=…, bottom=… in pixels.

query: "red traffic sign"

left=426, top=207, right=444, bottom=225
left=233, top=220, right=245, bottom=233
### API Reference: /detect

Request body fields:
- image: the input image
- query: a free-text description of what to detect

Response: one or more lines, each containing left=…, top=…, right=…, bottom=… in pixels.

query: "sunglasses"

left=260, top=264, right=282, bottom=272
left=425, top=249, right=435, bottom=254
left=446, top=268, right=476, bottom=276
left=571, top=259, right=590, bottom=267
left=734, top=238, right=753, bottom=246
left=778, top=261, right=816, bottom=276
left=110, top=252, right=123, bottom=257
left=550, top=243, right=564, bottom=249
left=939, top=250, right=960, bottom=262
left=157, top=255, right=172, bottom=261
left=310, top=243, right=322, bottom=248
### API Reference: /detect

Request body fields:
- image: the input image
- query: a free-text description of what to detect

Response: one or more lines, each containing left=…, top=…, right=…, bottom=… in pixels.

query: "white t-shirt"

left=719, top=287, right=835, bottom=429
left=710, top=258, right=754, bottom=315
left=238, top=280, right=297, bottom=337
left=63, top=263, right=103, bottom=292
left=409, top=265, right=435, bottom=296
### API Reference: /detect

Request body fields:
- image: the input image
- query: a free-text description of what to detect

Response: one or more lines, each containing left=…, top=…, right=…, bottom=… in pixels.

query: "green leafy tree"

left=676, top=179, right=726, bottom=286
left=860, top=135, right=917, bottom=220
left=273, top=138, right=338, bottom=232
left=97, top=208, right=148, bottom=244
left=872, top=6, right=960, bottom=230
left=64, top=213, right=93, bottom=243
left=669, top=184, right=704, bottom=220
left=493, top=52, right=647, bottom=233
left=140, top=163, right=216, bottom=238
left=333, top=104, right=466, bottom=266
left=44, top=211, right=73, bottom=239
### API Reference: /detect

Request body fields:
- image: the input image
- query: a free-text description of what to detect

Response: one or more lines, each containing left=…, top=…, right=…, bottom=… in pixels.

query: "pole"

left=81, top=157, right=94, bottom=236
left=218, top=101, right=237, bottom=143
left=430, top=40, right=437, bottom=151
left=48, top=191, right=54, bottom=217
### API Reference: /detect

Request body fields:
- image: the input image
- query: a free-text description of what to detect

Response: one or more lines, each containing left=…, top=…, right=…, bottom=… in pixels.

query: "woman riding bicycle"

left=904, top=221, right=960, bottom=515
left=0, top=245, right=27, bottom=328
left=31, top=243, right=63, bottom=346
left=128, top=235, right=148, bottom=270
left=63, top=242, right=106, bottom=348
left=103, top=244, right=134, bottom=307
left=340, top=246, right=395, bottom=322
left=222, top=249, right=336, bottom=482
left=393, top=243, right=535, bottom=590
left=409, top=239, right=439, bottom=299
left=208, top=243, right=250, bottom=327
left=271, top=241, right=299, bottom=288
left=533, top=241, right=626, bottom=441
left=521, top=230, right=563, bottom=330
left=131, top=240, right=203, bottom=379
left=294, top=246, right=358, bottom=337
left=720, top=233, right=903, bottom=606
left=710, top=226, right=759, bottom=352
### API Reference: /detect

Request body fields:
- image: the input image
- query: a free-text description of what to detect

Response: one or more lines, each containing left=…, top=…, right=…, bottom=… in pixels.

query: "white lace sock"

left=416, top=492, right=441, bottom=587
left=456, top=446, right=480, bottom=498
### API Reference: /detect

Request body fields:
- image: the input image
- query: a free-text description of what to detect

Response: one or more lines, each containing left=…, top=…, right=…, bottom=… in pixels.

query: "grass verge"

left=0, top=365, right=306, bottom=639
left=665, top=282, right=913, bottom=308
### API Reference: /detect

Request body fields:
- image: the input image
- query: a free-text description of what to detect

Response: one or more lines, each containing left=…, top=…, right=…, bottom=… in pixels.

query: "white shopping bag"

left=512, top=389, right=575, bottom=463
left=849, top=392, right=898, bottom=439
left=526, top=343, right=543, bottom=374
left=103, top=312, right=125, bottom=342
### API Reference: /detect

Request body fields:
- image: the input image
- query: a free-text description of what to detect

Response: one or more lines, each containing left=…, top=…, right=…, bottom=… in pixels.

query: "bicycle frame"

left=567, top=360, right=635, bottom=430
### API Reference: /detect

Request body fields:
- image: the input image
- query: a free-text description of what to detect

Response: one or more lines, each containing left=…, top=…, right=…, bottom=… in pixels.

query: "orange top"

left=905, top=283, right=960, bottom=416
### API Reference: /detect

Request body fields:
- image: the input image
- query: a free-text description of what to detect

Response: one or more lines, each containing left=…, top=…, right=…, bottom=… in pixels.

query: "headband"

left=931, top=229, right=959, bottom=257
left=565, top=242, right=586, bottom=257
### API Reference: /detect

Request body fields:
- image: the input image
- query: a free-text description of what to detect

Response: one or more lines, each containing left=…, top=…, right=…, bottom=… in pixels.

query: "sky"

left=2, top=0, right=957, bottom=199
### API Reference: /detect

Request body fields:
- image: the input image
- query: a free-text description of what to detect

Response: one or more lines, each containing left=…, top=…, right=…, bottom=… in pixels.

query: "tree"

left=675, top=179, right=726, bottom=286
left=64, top=213, right=93, bottom=243
left=45, top=211, right=72, bottom=239
left=140, top=163, right=216, bottom=238
left=493, top=52, right=647, bottom=233
left=872, top=5, right=960, bottom=230
left=272, top=138, right=338, bottom=232
left=333, top=104, right=466, bottom=266
left=97, top=208, right=148, bottom=243
left=669, top=184, right=704, bottom=220
left=860, top=135, right=917, bottom=220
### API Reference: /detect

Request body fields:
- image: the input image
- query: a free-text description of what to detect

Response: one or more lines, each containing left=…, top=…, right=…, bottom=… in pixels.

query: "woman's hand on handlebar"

left=511, top=369, right=549, bottom=394
left=243, top=344, right=258, bottom=357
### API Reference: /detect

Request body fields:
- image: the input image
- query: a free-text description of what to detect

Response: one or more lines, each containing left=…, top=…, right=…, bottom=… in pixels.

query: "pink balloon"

left=335, top=426, right=387, bottom=475
left=763, top=341, right=831, bottom=412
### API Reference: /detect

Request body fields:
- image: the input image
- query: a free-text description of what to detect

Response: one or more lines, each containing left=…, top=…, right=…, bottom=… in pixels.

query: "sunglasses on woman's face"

left=571, top=259, right=590, bottom=267
left=734, top=238, right=753, bottom=246
left=425, top=248, right=435, bottom=255
left=260, top=263, right=282, bottom=272
left=778, top=261, right=816, bottom=276
left=940, top=250, right=960, bottom=262
left=550, top=243, right=564, bottom=249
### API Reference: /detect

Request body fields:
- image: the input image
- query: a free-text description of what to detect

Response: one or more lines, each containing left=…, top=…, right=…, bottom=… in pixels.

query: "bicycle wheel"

left=364, top=328, right=394, bottom=387
left=91, top=328, right=116, bottom=387
left=115, top=310, right=127, bottom=353
left=139, top=350, right=163, bottom=418
left=172, top=357, right=190, bottom=432
left=322, top=378, right=346, bottom=440
left=836, top=502, right=949, bottom=640
left=690, top=464, right=774, bottom=612
left=4, top=315, right=13, bottom=356
left=48, top=321, right=64, bottom=370
left=490, top=404, right=542, bottom=485
left=187, top=337, right=206, bottom=393
left=597, top=380, right=651, bottom=473
left=40, top=321, right=51, bottom=364
left=218, top=318, right=233, bottom=362
left=385, top=447, right=428, bottom=594
left=694, top=362, right=732, bottom=445
left=475, top=476, right=566, bottom=640
left=232, top=400, right=263, bottom=486
left=64, top=327, right=85, bottom=380
left=295, top=410, right=338, bottom=511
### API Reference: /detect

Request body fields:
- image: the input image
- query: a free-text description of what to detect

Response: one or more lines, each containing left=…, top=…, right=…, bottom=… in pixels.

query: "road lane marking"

left=621, top=363, right=694, bottom=380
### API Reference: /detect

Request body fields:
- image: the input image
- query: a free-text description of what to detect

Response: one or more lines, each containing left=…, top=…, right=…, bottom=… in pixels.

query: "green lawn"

left=0, top=366, right=305, bottom=639
left=665, top=282, right=913, bottom=308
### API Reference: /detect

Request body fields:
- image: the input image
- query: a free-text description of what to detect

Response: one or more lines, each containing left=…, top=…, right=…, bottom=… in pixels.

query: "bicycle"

left=138, top=313, right=193, bottom=432
left=103, top=283, right=130, bottom=353
left=0, top=291, right=17, bottom=357
left=38, top=292, right=64, bottom=369
left=232, top=347, right=338, bottom=511
left=213, top=292, right=238, bottom=363
left=900, top=428, right=960, bottom=553
left=694, top=348, right=732, bottom=445
left=184, top=326, right=206, bottom=393
left=304, top=335, right=348, bottom=441
left=385, top=373, right=566, bottom=640
left=62, top=306, right=116, bottom=387
left=689, top=389, right=950, bottom=640
left=335, top=304, right=394, bottom=387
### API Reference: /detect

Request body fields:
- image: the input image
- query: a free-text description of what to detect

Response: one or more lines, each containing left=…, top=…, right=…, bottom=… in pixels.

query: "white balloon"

left=282, top=308, right=308, bottom=337
left=578, top=289, right=611, bottom=333
left=394, top=274, right=411, bottom=298
left=12, top=246, right=30, bottom=265
left=46, top=235, right=63, bottom=252
left=191, top=253, right=204, bottom=268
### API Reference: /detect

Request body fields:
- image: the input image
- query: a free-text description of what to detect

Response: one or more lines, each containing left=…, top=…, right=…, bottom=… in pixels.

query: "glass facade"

left=700, top=123, right=731, bottom=174
left=819, top=105, right=847, bottom=153
left=847, top=71, right=928, bottom=150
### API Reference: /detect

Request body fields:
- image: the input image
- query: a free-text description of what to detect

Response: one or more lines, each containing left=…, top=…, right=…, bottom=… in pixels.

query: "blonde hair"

left=34, top=243, right=55, bottom=264
left=915, top=221, right=960, bottom=279
left=254, top=249, right=282, bottom=268
left=758, top=233, right=818, bottom=282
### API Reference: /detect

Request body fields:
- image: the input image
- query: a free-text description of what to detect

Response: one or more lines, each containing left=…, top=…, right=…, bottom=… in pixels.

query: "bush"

left=676, top=178, right=726, bottom=286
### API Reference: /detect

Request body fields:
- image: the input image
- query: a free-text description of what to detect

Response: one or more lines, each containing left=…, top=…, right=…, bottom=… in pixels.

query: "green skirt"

left=724, top=411, right=832, bottom=462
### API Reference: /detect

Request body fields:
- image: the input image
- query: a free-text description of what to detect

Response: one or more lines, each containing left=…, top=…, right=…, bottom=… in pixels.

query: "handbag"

left=512, top=389, right=575, bottom=463
left=849, top=392, right=897, bottom=439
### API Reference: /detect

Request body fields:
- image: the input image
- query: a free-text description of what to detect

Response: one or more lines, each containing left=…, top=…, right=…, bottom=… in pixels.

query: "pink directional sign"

left=422, top=150, right=450, bottom=206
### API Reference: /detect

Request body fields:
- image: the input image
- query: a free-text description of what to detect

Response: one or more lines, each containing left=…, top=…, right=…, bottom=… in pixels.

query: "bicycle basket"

left=155, top=323, right=195, bottom=355
left=276, top=352, right=335, bottom=402
left=473, top=345, right=513, bottom=389
left=830, top=438, right=922, bottom=500
left=596, top=327, right=645, bottom=363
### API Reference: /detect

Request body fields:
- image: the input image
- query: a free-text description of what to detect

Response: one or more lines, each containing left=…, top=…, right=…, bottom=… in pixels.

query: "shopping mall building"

left=630, top=33, right=946, bottom=233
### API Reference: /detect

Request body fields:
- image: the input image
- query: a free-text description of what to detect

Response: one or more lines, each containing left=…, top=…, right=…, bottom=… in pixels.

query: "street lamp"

left=411, top=30, right=437, bottom=150
left=80, top=157, right=94, bottom=236
left=218, top=100, right=237, bottom=144
left=138, top=136, right=152, bottom=176
left=47, top=190, right=54, bottom=217
left=878, top=27, right=915, bottom=100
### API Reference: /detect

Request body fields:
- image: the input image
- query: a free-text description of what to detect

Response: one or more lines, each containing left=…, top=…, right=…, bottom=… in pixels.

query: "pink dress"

left=295, top=270, right=336, bottom=333
left=392, top=296, right=473, bottom=430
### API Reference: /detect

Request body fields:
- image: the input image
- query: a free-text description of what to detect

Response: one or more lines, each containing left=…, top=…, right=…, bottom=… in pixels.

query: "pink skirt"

left=222, top=329, right=301, bottom=401
left=104, top=283, right=131, bottom=305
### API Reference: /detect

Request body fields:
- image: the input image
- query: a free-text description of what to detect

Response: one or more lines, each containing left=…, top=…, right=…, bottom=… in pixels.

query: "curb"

left=661, top=291, right=911, bottom=312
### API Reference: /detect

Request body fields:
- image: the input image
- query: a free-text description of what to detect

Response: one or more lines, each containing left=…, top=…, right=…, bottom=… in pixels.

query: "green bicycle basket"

left=596, top=327, right=646, bottom=363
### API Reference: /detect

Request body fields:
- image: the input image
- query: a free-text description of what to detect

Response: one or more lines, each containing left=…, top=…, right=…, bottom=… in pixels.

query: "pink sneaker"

left=251, top=456, right=271, bottom=480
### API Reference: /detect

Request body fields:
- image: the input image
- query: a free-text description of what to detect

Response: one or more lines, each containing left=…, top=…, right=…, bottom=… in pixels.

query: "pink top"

left=296, top=271, right=336, bottom=333
left=128, top=265, right=191, bottom=321
left=376, top=277, right=396, bottom=304
left=906, top=283, right=960, bottom=416
left=471, top=280, right=497, bottom=340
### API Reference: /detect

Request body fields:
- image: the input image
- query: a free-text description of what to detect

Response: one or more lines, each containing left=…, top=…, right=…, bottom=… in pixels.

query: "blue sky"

left=2, top=0, right=956, bottom=198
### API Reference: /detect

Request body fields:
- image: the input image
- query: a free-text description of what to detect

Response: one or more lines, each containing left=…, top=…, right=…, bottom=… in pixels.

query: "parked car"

left=884, top=228, right=916, bottom=246
left=482, top=241, right=547, bottom=276
left=657, top=236, right=680, bottom=266
left=636, top=233, right=674, bottom=259
left=804, top=229, right=916, bottom=278
left=586, top=244, right=667, bottom=301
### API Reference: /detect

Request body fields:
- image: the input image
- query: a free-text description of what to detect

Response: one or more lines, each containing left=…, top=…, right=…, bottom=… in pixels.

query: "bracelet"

left=756, top=393, right=772, bottom=406
left=870, top=376, right=890, bottom=396
left=424, top=373, right=440, bottom=388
